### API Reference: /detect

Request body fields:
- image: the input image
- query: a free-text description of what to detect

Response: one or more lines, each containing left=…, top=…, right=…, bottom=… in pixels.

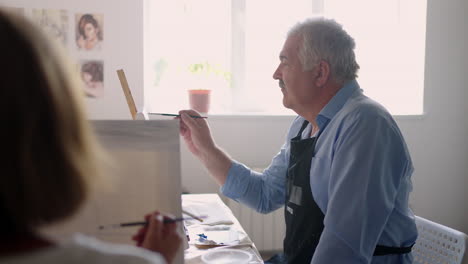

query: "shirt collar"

left=317, top=79, right=361, bottom=124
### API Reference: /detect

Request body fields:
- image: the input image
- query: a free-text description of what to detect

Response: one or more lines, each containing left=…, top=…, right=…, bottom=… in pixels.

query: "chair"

left=413, top=216, right=468, bottom=264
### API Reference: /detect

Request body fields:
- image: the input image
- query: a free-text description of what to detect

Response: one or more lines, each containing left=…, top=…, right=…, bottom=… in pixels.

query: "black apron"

left=277, top=120, right=413, bottom=264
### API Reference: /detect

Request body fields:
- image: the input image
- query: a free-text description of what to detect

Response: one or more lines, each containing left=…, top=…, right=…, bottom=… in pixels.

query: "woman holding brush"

left=0, top=10, right=181, bottom=264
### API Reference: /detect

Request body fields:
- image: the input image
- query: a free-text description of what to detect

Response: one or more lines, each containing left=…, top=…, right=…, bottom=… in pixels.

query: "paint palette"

left=201, top=248, right=253, bottom=264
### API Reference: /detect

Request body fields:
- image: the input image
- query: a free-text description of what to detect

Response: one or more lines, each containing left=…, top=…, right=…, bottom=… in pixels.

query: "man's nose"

left=273, top=66, right=281, bottom=80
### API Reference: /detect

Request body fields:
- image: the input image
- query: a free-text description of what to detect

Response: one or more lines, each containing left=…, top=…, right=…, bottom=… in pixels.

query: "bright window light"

left=145, top=0, right=427, bottom=115
left=239, top=0, right=312, bottom=114
left=145, top=0, right=231, bottom=114
left=323, top=0, right=427, bottom=115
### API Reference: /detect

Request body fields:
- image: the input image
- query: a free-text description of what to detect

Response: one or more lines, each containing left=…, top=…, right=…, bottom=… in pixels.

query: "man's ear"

left=315, top=60, right=330, bottom=87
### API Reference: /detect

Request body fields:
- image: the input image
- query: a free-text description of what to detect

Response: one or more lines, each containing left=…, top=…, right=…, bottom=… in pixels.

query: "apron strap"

left=373, top=243, right=414, bottom=256
left=296, top=120, right=310, bottom=137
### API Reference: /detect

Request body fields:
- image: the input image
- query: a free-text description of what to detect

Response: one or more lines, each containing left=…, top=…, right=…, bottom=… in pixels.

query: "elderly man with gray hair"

left=179, top=17, right=417, bottom=264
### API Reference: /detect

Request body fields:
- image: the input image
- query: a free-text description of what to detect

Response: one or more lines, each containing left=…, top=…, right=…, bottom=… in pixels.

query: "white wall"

left=1, top=0, right=143, bottom=120
left=180, top=0, right=468, bottom=235
left=406, top=0, right=468, bottom=233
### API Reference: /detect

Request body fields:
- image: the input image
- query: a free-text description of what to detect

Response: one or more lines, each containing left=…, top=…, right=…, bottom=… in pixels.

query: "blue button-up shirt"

left=221, top=80, right=418, bottom=263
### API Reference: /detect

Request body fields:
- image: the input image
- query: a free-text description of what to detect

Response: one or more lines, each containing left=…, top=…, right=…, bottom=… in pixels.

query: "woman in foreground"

left=0, top=10, right=181, bottom=264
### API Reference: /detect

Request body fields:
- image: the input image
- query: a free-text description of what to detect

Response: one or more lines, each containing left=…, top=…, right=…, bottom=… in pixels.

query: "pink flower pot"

left=188, top=89, right=211, bottom=113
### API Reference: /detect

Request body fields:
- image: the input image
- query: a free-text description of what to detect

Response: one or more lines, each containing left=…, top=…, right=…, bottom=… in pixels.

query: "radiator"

left=226, top=199, right=285, bottom=252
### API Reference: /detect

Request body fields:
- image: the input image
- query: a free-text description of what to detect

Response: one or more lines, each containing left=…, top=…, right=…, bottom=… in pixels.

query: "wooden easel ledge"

left=117, top=69, right=138, bottom=120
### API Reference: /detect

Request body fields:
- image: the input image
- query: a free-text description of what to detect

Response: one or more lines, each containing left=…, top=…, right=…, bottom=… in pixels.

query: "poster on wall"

left=75, top=13, right=103, bottom=51
left=0, top=6, right=24, bottom=16
left=31, top=9, right=68, bottom=46
left=80, top=60, right=104, bottom=98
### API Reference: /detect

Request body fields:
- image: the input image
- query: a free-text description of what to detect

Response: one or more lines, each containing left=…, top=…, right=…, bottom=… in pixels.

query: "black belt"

left=373, top=243, right=414, bottom=256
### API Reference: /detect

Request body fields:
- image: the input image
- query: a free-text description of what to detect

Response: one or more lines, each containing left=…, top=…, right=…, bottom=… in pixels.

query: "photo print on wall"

left=81, top=60, right=104, bottom=98
left=76, top=13, right=103, bottom=51
left=31, top=9, right=68, bottom=46
left=2, top=5, right=108, bottom=100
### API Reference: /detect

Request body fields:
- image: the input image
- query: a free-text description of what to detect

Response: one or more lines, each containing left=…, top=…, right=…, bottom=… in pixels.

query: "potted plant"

left=187, top=61, right=230, bottom=113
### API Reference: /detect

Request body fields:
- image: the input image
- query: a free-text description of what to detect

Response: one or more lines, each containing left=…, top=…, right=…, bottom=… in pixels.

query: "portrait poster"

left=80, top=60, right=104, bottom=98
left=31, top=9, right=68, bottom=46
left=75, top=13, right=104, bottom=51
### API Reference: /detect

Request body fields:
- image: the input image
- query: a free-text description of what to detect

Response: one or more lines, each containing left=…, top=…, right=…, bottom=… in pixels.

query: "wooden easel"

left=116, top=69, right=138, bottom=120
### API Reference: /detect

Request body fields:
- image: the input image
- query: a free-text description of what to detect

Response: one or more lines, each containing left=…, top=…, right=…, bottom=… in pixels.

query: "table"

left=182, top=194, right=263, bottom=263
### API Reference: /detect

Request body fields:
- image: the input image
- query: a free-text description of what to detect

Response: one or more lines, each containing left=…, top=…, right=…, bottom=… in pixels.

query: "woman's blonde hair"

left=0, top=10, right=106, bottom=233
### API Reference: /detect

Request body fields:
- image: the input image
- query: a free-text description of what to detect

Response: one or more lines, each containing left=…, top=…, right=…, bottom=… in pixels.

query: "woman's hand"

left=131, top=212, right=182, bottom=264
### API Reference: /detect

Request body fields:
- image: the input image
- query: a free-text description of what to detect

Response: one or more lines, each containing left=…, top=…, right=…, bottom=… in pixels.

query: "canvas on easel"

left=41, top=120, right=184, bottom=262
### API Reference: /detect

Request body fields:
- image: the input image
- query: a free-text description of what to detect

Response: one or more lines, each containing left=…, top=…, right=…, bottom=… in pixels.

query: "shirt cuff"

left=220, top=160, right=251, bottom=200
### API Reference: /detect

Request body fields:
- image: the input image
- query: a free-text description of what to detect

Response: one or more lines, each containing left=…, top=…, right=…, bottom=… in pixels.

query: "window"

left=145, top=0, right=232, bottom=114
left=145, top=0, right=427, bottom=115
left=322, top=0, right=427, bottom=115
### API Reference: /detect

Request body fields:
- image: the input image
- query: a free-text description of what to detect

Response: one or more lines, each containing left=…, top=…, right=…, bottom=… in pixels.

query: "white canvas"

left=41, top=120, right=183, bottom=261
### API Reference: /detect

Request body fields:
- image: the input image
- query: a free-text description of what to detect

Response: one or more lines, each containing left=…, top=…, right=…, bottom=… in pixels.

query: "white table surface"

left=182, top=193, right=264, bottom=264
